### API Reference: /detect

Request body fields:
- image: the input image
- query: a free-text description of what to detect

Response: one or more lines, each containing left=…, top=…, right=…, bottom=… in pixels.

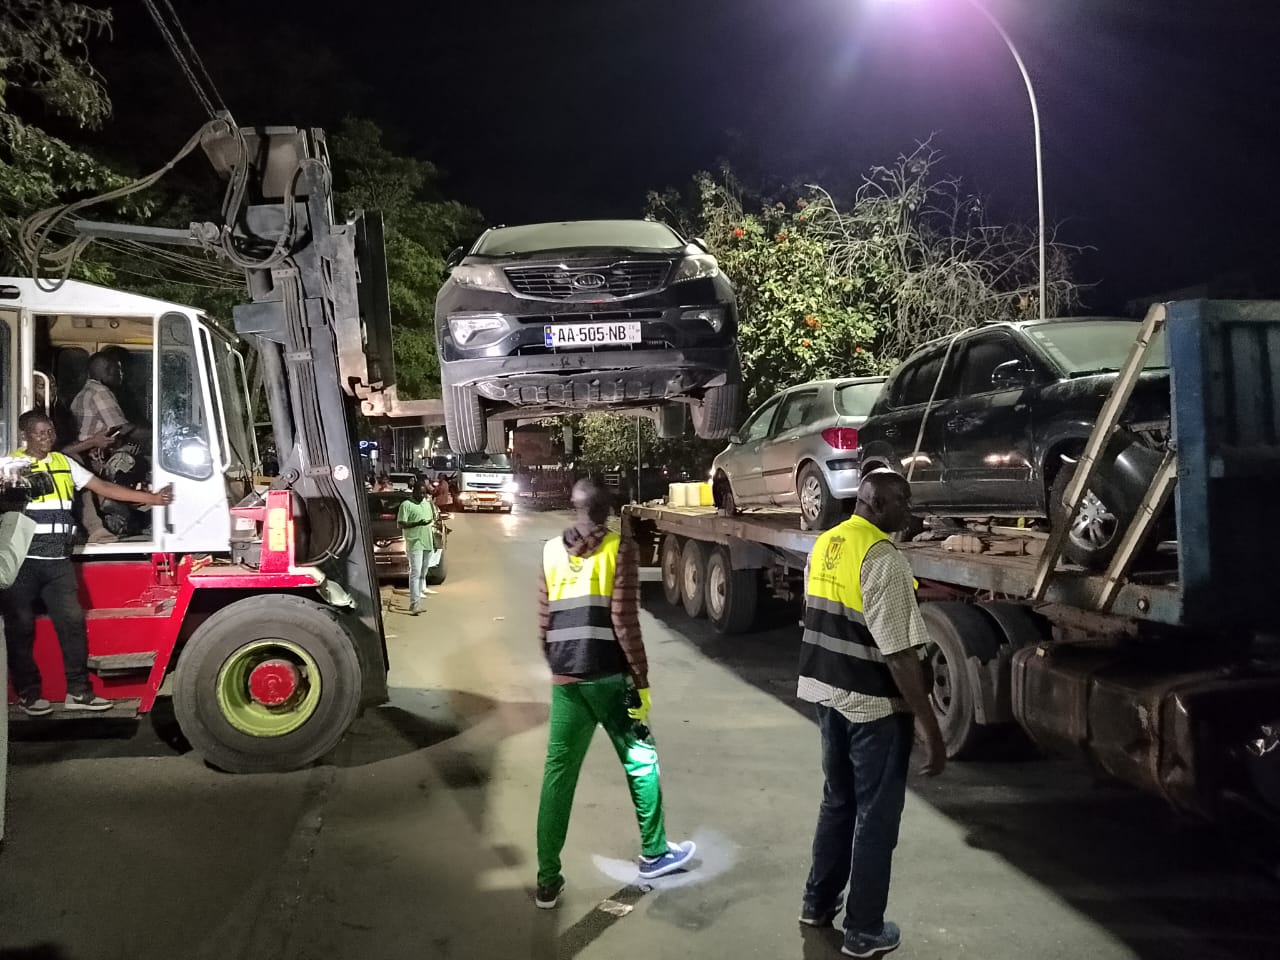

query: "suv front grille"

left=504, top=260, right=672, bottom=300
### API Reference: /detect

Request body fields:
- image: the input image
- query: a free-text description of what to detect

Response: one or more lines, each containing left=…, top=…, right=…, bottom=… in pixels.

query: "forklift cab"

left=0, top=278, right=257, bottom=556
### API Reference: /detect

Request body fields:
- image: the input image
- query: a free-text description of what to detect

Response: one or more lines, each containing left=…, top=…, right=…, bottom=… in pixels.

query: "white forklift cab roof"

left=0, top=277, right=207, bottom=320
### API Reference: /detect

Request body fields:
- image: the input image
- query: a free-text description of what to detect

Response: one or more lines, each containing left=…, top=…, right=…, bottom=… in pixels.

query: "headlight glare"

left=450, top=264, right=506, bottom=291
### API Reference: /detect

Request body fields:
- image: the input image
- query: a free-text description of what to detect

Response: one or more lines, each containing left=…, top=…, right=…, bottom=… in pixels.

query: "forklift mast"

left=200, top=123, right=396, bottom=706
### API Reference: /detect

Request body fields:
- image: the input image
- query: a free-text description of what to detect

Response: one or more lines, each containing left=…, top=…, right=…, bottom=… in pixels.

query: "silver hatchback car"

left=710, top=377, right=887, bottom=529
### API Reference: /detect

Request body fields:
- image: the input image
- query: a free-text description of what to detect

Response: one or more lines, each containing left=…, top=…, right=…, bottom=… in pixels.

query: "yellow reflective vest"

left=543, top=531, right=626, bottom=678
left=12, top=449, right=78, bottom=559
left=800, top=514, right=916, bottom=698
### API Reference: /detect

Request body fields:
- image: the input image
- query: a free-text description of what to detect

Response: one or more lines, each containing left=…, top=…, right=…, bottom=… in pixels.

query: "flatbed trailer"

left=623, top=300, right=1280, bottom=834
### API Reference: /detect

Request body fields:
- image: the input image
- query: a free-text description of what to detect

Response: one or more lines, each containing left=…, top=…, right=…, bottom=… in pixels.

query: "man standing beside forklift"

left=3, top=411, right=174, bottom=716
left=396, top=479, right=439, bottom=615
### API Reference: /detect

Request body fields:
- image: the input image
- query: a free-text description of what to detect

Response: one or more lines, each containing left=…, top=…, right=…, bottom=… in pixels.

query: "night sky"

left=94, top=0, right=1280, bottom=310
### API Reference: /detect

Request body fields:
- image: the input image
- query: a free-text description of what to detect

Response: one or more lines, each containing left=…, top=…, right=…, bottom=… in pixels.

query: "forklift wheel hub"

left=249, top=658, right=300, bottom=706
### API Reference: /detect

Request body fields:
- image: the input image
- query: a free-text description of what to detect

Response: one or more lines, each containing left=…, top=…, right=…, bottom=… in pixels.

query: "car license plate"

left=544, top=322, right=641, bottom=349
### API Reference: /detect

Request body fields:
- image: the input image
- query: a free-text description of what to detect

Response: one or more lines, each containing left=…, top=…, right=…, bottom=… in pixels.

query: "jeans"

left=407, top=546, right=428, bottom=607
left=536, top=674, right=668, bottom=886
left=2, top=557, right=92, bottom=698
left=804, top=706, right=913, bottom=939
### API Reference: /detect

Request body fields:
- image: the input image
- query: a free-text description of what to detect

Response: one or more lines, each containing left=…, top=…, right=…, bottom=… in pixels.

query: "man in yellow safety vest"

left=533, top=478, right=696, bottom=909
left=797, top=470, right=945, bottom=959
left=3, top=411, right=173, bottom=716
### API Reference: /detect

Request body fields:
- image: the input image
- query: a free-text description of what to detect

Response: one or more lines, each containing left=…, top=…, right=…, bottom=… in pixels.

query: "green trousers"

left=536, top=674, right=668, bottom=886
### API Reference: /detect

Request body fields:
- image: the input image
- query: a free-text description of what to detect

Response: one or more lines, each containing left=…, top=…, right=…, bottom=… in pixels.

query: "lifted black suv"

left=435, top=219, right=741, bottom=452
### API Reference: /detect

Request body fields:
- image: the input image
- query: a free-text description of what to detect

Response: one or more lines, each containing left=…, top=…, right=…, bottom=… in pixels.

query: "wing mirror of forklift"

left=445, top=246, right=465, bottom=270
left=990, top=359, right=1033, bottom=391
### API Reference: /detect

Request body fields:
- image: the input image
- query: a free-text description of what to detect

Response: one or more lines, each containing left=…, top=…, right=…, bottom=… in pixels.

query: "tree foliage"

left=329, top=117, right=483, bottom=399
left=649, top=140, right=1082, bottom=409
left=572, top=412, right=721, bottom=475
left=0, top=2, right=127, bottom=276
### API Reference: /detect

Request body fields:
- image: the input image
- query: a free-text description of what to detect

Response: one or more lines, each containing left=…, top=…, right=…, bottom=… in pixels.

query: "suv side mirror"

left=727, top=431, right=743, bottom=445
left=691, top=236, right=710, bottom=253
left=445, top=246, right=465, bottom=270
left=991, top=359, right=1033, bottom=391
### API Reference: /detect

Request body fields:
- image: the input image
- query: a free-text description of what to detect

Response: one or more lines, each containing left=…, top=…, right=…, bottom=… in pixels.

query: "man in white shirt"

left=2, top=412, right=173, bottom=716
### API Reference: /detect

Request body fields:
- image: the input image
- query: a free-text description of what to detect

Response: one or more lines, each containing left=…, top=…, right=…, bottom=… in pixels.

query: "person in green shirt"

left=396, top=480, right=438, bottom=614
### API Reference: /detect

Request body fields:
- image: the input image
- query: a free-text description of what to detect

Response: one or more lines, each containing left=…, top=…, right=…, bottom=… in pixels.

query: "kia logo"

left=572, top=273, right=607, bottom=290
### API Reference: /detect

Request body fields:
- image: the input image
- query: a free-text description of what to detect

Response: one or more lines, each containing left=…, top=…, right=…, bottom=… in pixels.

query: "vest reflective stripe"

left=13, top=450, right=78, bottom=559
left=543, top=532, right=626, bottom=678
left=799, top=515, right=917, bottom=698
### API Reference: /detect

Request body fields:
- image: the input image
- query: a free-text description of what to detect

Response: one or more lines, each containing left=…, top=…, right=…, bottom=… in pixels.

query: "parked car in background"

left=436, top=219, right=742, bottom=452
left=711, top=377, right=887, bottom=529
left=856, top=317, right=1171, bottom=568
left=387, top=472, right=417, bottom=493
left=368, top=492, right=449, bottom=584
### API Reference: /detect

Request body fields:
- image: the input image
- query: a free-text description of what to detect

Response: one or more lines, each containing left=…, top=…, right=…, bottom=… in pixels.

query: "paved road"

left=1, top=508, right=1277, bottom=960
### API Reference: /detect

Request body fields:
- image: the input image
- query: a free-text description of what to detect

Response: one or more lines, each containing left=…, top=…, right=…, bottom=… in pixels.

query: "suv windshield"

left=474, top=220, right=683, bottom=256
left=1026, top=320, right=1169, bottom=375
left=462, top=453, right=513, bottom=471
left=836, top=381, right=884, bottom=417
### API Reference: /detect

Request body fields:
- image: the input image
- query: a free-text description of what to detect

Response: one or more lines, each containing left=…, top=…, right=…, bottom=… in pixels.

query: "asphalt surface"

left=2, top=508, right=1278, bottom=960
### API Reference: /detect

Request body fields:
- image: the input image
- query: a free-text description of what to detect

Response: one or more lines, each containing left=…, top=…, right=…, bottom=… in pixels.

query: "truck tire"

left=692, top=382, right=740, bottom=440
left=660, top=534, right=684, bottom=607
left=485, top=418, right=506, bottom=455
left=919, top=602, right=1004, bottom=760
left=443, top=384, right=486, bottom=453
left=658, top=403, right=687, bottom=439
left=705, top=547, right=758, bottom=635
left=679, top=538, right=708, bottom=619
left=425, top=551, right=448, bottom=585
left=173, top=595, right=362, bottom=774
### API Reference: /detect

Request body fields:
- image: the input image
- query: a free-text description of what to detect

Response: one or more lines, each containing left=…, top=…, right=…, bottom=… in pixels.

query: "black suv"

left=856, top=317, right=1171, bottom=568
left=435, top=219, right=741, bottom=452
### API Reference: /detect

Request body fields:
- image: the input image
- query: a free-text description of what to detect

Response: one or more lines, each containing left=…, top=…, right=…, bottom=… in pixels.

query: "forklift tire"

left=919, top=602, right=1004, bottom=760
left=705, top=547, right=758, bottom=635
left=443, top=384, right=486, bottom=454
left=660, top=534, right=683, bottom=607
left=485, top=419, right=506, bottom=455
left=426, top=552, right=447, bottom=585
left=173, top=595, right=362, bottom=774
left=679, top=538, right=708, bottom=619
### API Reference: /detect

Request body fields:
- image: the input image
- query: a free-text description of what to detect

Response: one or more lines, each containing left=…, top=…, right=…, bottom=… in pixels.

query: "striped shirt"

left=71, top=379, right=128, bottom=441
left=797, top=539, right=931, bottom=722
left=537, top=523, right=648, bottom=687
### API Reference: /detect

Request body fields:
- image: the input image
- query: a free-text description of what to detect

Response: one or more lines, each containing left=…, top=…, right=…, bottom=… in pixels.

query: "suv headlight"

left=450, top=264, right=506, bottom=292
left=448, top=313, right=509, bottom=347
left=671, top=254, right=720, bottom=283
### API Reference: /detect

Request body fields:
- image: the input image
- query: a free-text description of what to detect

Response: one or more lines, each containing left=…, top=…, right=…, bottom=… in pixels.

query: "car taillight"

left=822, top=428, right=859, bottom=450
left=380, top=514, right=396, bottom=519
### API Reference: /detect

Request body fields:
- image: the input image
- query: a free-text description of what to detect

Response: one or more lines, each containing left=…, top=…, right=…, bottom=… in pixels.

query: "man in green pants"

left=534, top=479, right=696, bottom=909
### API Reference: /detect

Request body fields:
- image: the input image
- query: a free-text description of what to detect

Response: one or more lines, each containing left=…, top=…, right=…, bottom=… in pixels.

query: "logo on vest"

left=567, top=555, right=584, bottom=574
left=823, top=536, right=846, bottom=571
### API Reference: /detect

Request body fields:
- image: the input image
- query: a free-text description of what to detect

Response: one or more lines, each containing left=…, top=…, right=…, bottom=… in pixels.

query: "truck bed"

left=624, top=504, right=1181, bottom=625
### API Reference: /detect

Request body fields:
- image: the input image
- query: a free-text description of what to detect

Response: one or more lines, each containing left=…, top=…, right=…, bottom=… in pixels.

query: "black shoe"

left=799, top=903, right=841, bottom=927
left=65, top=692, right=113, bottom=712
left=534, top=879, right=564, bottom=909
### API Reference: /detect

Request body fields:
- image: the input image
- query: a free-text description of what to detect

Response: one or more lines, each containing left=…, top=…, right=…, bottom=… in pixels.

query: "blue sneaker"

left=799, top=903, right=841, bottom=927
left=842, top=922, right=901, bottom=958
left=637, top=840, right=697, bottom=879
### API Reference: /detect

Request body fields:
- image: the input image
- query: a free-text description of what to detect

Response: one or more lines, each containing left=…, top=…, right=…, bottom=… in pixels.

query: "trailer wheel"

left=679, top=539, right=708, bottom=618
left=920, top=602, right=1004, bottom=760
left=705, top=547, right=758, bottom=635
left=173, top=595, right=362, bottom=774
left=443, top=384, right=486, bottom=453
left=660, top=534, right=684, bottom=606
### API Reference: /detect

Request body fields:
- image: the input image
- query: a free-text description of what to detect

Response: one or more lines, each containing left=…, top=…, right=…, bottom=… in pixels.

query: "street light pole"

left=961, top=0, right=1046, bottom=320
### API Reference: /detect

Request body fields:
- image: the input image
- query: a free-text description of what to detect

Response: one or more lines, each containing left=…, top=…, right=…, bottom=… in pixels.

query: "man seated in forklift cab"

left=2, top=411, right=174, bottom=716
left=70, top=350, right=150, bottom=541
